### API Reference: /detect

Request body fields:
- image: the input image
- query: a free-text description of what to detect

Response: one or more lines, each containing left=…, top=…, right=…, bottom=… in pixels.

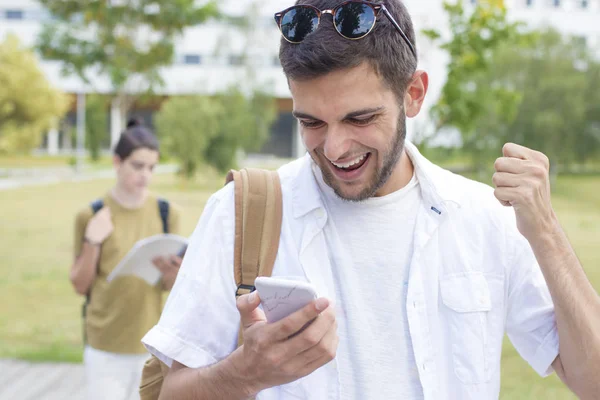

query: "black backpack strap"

left=158, top=198, right=169, bottom=234
left=90, top=199, right=104, bottom=214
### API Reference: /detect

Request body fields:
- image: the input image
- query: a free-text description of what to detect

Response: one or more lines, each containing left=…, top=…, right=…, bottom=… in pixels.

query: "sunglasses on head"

left=274, top=1, right=416, bottom=58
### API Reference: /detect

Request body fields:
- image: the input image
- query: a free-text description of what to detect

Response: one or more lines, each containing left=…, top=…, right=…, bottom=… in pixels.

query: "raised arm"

left=494, top=143, right=600, bottom=398
left=70, top=207, right=113, bottom=295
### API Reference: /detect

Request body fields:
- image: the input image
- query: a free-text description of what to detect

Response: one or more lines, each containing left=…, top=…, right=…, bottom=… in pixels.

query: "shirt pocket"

left=440, top=272, right=493, bottom=384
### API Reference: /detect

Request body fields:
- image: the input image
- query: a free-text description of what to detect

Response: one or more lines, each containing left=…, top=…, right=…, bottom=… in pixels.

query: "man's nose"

left=323, top=124, right=353, bottom=162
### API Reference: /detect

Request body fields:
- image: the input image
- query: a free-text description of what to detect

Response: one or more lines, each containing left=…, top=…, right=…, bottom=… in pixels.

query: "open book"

left=106, top=234, right=189, bottom=285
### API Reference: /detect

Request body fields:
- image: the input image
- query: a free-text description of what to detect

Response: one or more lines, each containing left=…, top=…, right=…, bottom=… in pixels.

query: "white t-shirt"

left=315, top=166, right=425, bottom=399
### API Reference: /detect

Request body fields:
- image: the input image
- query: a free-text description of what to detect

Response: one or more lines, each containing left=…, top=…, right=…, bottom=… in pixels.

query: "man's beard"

left=315, top=112, right=407, bottom=202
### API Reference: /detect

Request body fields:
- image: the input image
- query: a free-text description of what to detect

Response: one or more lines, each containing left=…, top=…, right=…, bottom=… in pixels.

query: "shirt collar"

left=404, top=141, right=463, bottom=213
left=291, top=154, right=325, bottom=219
left=291, top=141, right=464, bottom=219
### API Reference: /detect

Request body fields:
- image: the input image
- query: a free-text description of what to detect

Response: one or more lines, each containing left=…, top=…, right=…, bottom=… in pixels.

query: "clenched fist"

left=493, top=143, right=558, bottom=241
left=85, top=206, right=114, bottom=244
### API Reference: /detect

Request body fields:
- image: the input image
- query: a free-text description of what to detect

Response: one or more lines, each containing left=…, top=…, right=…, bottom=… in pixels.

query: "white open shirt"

left=142, top=142, right=559, bottom=400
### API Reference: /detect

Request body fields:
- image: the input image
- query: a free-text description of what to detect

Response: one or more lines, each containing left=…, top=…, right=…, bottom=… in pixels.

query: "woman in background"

left=70, top=118, right=183, bottom=400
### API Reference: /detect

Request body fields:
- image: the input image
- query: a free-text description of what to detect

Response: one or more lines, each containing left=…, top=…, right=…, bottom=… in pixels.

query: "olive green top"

left=74, top=193, right=181, bottom=354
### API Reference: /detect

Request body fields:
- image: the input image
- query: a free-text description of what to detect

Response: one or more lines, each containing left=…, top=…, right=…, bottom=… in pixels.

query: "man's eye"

left=299, top=120, right=324, bottom=129
left=349, top=115, right=376, bottom=126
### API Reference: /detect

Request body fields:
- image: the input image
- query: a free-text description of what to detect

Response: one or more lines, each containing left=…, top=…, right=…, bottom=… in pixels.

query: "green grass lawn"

left=0, top=154, right=75, bottom=168
left=0, top=171, right=223, bottom=364
left=0, top=154, right=114, bottom=169
left=0, top=168, right=598, bottom=399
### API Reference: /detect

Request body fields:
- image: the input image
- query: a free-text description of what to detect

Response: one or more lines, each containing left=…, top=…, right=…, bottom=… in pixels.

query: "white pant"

left=84, top=346, right=150, bottom=400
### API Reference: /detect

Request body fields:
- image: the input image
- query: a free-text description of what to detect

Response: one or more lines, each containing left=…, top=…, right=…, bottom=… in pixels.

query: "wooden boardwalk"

left=0, top=359, right=85, bottom=400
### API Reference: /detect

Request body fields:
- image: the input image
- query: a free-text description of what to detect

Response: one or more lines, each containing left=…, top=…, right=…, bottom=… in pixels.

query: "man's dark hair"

left=279, top=0, right=418, bottom=102
left=113, top=117, right=159, bottom=160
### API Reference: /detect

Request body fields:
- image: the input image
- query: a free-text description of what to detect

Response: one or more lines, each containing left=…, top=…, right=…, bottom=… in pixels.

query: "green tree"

left=486, top=29, right=600, bottom=176
left=85, top=95, right=109, bottom=161
left=156, top=0, right=278, bottom=176
left=423, top=0, right=526, bottom=172
left=0, top=35, right=69, bottom=153
left=37, top=0, right=219, bottom=126
left=209, top=1, right=280, bottom=171
left=154, top=96, right=222, bottom=178
left=205, top=88, right=277, bottom=172
left=576, top=53, right=600, bottom=165
left=155, top=88, right=277, bottom=177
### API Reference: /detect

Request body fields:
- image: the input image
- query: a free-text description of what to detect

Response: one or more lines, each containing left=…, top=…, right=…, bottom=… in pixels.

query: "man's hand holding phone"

left=230, top=287, right=338, bottom=396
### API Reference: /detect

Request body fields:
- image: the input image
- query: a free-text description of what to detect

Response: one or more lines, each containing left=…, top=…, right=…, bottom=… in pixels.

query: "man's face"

left=114, top=148, right=159, bottom=194
left=290, top=63, right=408, bottom=201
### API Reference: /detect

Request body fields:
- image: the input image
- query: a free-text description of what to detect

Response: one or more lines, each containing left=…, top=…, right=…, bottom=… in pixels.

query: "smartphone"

left=254, top=277, right=318, bottom=323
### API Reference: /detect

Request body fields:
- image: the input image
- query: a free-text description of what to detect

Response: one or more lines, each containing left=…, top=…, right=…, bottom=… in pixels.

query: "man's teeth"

left=331, top=154, right=367, bottom=169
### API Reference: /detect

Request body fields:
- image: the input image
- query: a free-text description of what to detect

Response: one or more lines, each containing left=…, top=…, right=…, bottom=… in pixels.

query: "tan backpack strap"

left=256, top=170, right=282, bottom=278
left=227, top=168, right=282, bottom=296
left=226, top=169, right=245, bottom=294
left=138, top=170, right=281, bottom=400
left=227, top=168, right=282, bottom=350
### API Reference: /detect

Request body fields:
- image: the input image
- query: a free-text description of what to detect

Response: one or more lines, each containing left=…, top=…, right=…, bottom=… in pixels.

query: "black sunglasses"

left=274, top=1, right=416, bottom=58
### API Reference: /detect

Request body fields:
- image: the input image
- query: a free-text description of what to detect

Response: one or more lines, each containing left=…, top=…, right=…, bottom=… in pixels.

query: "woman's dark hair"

left=279, top=0, right=418, bottom=103
left=126, top=117, right=144, bottom=129
left=113, top=117, right=159, bottom=160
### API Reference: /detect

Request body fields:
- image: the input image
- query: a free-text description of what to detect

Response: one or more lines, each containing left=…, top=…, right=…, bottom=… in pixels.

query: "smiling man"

left=290, top=63, right=417, bottom=202
left=142, top=1, right=600, bottom=399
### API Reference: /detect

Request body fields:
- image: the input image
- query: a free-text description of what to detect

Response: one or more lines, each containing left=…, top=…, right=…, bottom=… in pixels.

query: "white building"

left=1, top=0, right=599, bottom=156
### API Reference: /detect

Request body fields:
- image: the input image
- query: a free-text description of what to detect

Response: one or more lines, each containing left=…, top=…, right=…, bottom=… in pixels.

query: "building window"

left=552, top=0, right=560, bottom=7
left=229, top=55, right=244, bottom=66
left=526, top=0, right=534, bottom=7
left=574, top=36, right=587, bottom=47
left=183, top=54, right=201, bottom=65
left=27, top=9, right=51, bottom=21
left=5, top=9, right=24, bottom=19
left=581, top=0, right=588, bottom=8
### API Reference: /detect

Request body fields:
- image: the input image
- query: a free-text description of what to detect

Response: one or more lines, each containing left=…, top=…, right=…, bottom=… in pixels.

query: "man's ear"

left=404, top=70, right=429, bottom=118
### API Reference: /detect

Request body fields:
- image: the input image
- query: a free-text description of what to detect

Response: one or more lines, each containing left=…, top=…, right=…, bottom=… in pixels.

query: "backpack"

left=90, top=197, right=170, bottom=234
left=138, top=168, right=283, bottom=400
left=81, top=197, right=171, bottom=342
